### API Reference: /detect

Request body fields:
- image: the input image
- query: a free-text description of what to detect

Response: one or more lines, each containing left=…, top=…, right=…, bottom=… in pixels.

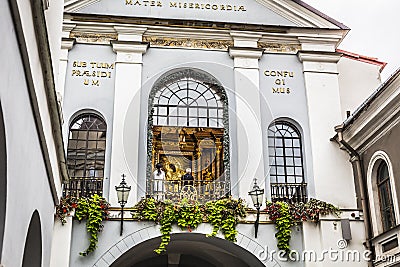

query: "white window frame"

left=367, top=151, right=399, bottom=235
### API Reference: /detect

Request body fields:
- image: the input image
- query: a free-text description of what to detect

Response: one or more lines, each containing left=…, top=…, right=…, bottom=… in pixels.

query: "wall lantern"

left=248, top=178, right=264, bottom=238
left=115, top=174, right=131, bottom=236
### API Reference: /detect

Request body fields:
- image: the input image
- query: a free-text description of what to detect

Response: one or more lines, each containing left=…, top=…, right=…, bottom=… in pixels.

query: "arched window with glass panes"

left=64, top=113, right=106, bottom=197
left=147, top=69, right=230, bottom=203
left=152, top=78, right=224, bottom=128
left=268, top=121, right=307, bottom=203
left=377, top=162, right=396, bottom=231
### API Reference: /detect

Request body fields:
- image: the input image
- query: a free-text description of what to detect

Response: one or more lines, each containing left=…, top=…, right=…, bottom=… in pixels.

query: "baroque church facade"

left=1, top=0, right=397, bottom=266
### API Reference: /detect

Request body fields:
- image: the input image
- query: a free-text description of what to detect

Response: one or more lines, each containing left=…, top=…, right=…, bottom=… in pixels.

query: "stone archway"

left=22, top=211, right=42, bottom=267
left=93, top=225, right=280, bottom=267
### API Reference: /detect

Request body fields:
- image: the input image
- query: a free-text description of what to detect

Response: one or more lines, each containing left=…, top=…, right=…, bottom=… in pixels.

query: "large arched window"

left=147, top=69, right=229, bottom=203
left=152, top=77, right=224, bottom=128
left=64, top=113, right=106, bottom=197
left=268, top=121, right=307, bottom=203
left=377, top=162, right=396, bottom=231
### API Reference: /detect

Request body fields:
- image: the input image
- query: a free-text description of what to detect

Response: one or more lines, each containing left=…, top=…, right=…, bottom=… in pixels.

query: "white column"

left=229, top=32, right=265, bottom=205
left=298, top=50, right=356, bottom=208
left=57, top=37, right=75, bottom=109
left=110, top=33, right=148, bottom=206
left=49, top=217, right=73, bottom=267
left=298, top=49, right=360, bottom=267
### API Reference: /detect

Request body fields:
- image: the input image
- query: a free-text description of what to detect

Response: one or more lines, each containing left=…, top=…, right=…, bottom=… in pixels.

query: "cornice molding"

left=255, top=0, right=343, bottom=29
left=64, top=0, right=100, bottom=12
left=111, top=40, right=150, bottom=54
left=62, top=16, right=346, bottom=50
left=114, top=25, right=147, bottom=41
left=61, top=37, right=76, bottom=50
left=343, top=77, right=400, bottom=153
left=228, top=47, right=264, bottom=59
left=297, top=51, right=341, bottom=63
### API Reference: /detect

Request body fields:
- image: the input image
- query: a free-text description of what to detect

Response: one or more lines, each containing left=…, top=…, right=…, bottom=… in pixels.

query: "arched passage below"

left=22, top=210, right=42, bottom=267
left=110, top=233, right=266, bottom=267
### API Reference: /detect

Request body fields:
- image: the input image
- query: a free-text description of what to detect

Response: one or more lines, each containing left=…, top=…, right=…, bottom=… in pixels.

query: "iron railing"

left=63, top=177, right=103, bottom=198
left=148, top=179, right=230, bottom=203
left=270, top=182, right=307, bottom=204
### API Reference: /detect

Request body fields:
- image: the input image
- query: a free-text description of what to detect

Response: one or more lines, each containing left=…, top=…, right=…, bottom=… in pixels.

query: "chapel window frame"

left=377, top=161, right=396, bottom=232
left=146, top=69, right=231, bottom=199
left=268, top=120, right=307, bottom=203
left=152, top=77, right=224, bottom=128
left=63, top=112, right=107, bottom=198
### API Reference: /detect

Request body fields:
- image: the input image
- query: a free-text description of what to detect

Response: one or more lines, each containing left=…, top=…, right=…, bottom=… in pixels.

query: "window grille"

left=268, top=121, right=307, bottom=203
left=63, top=113, right=106, bottom=198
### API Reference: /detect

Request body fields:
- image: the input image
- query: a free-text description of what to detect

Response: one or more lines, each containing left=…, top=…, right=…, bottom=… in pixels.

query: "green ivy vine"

left=205, top=198, right=246, bottom=242
left=57, top=194, right=110, bottom=256
left=155, top=202, right=177, bottom=254
left=132, top=197, right=246, bottom=254
left=177, top=199, right=203, bottom=231
left=265, top=198, right=340, bottom=253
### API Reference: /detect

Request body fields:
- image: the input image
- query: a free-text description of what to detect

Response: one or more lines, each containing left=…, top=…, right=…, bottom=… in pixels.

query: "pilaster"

left=57, top=37, right=75, bottom=107
left=298, top=50, right=358, bottom=266
left=110, top=38, right=149, bottom=206
left=228, top=43, right=265, bottom=207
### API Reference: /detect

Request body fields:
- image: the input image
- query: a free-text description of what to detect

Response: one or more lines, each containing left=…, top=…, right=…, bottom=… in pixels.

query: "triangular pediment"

left=64, top=0, right=345, bottom=29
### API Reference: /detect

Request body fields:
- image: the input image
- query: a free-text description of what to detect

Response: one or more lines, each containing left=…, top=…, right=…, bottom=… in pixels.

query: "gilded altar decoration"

left=143, top=36, right=233, bottom=50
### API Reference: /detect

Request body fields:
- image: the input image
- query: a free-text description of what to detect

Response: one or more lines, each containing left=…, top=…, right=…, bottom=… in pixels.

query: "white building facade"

left=52, top=1, right=382, bottom=266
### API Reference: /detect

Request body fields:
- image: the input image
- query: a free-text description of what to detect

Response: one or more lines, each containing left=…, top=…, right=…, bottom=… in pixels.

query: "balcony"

left=147, top=179, right=230, bottom=203
left=270, top=182, right=307, bottom=204
left=63, top=177, right=103, bottom=198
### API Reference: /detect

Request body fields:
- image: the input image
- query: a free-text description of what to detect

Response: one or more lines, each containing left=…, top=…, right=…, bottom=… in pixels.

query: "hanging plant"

left=74, top=194, right=110, bottom=256
left=176, top=199, right=203, bottom=232
left=205, top=197, right=246, bottom=242
left=55, top=195, right=77, bottom=225
left=132, top=197, right=246, bottom=254
left=265, top=198, right=341, bottom=253
left=265, top=202, right=293, bottom=252
left=154, top=201, right=178, bottom=254
left=132, top=197, right=162, bottom=222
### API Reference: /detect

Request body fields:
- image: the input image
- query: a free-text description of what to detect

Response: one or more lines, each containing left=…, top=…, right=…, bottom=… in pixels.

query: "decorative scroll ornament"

left=258, top=42, right=301, bottom=53
left=144, top=36, right=233, bottom=50
left=70, top=32, right=117, bottom=44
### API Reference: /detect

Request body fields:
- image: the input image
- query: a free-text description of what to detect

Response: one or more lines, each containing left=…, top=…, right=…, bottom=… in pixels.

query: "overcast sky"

left=302, top=0, right=399, bottom=80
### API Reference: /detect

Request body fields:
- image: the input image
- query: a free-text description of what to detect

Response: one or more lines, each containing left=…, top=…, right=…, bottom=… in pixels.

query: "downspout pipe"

left=334, top=124, right=373, bottom=267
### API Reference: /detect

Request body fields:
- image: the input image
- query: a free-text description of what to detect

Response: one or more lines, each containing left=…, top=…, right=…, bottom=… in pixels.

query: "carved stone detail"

left=258, top=42, right=301, bottom=53
left=70, top=32, right=117, bottom=44
left=143, top=36, right=233, bottom=50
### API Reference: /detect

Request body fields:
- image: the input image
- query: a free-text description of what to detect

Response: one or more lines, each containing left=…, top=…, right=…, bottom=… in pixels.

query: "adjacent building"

left=334, top=69, right=400, bottom=267
left=0, top=0, right=66, bottom=266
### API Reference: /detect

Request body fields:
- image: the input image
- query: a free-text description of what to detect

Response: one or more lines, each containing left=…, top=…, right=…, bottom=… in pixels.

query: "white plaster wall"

left=77, top=0, right=296, bottom=27
left=16, top=0, right=63, bottom=196
left=338, top=57, right=382, bottom=120
left=259, top=54, right=315, bottom=199
left=62, top=44, right=116, bottom=199
left=0, top=1, right=59, bottom=265
left=301, top=60, right=356, bottom=208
